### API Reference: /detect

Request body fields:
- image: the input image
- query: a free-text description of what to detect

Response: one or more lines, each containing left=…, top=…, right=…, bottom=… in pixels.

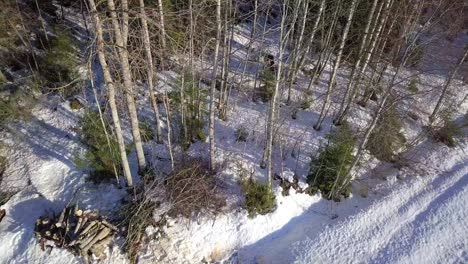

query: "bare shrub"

left=119, top=187, right=158, bottom=264
left=165, top=159, right=225, bottom=218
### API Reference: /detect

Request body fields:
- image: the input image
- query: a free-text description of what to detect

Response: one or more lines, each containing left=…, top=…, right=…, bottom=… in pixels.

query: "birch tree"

left=157, top=0, right=168, bottom=66
left=107, top=0, right=147, bottom=171
left=88, top=0, right=133, bottom=186
left=338, top=0, right=439, bottom=196
left=336, top=0, right=393, bottom=122
left=209, top=0, right=222, bottom=170
left=314, top=0, right=358, bottom=131
left=290, top=0, right=326, bottom=88
left=333, top=0, right=380, bottom=125
left=138, top=0, right=162, bottom=143
left=286, top=0, right=308, bottom=104
left=264, top=0, right=290, bottom=189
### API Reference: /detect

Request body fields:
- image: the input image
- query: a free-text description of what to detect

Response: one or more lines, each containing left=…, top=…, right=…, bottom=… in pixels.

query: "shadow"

left=223, top=193, right=370, bottom=264
left=369, top=163, right=468, bottom=263
left=6, top=114, right=78, bottom=167
left=0, top=184, right=83, bottom=262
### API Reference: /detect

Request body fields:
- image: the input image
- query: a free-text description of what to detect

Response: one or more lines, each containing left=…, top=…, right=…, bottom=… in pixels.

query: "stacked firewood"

left=34, top=204, right=118, bottom=263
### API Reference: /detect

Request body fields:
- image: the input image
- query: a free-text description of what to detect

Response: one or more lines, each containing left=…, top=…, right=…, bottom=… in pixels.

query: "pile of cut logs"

left=34, top=204, right=118, bottom=263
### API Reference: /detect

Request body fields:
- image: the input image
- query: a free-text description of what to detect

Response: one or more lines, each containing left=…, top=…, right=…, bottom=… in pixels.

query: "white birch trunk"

left=286, top=0, right=308, bottom=104
left=314, top=0, right=359, bottom=130
left=209, top=0, right=222, bottom=170
left=138, top=0, right=163, bottom=143
left=292, top=0, right=325, bottom=85
left=334, top=0, right=380, bottom=125
left=157, top=0, right=167, bottom=51
left=108, top=0, right=147, bottom=171
left=264, top=0, right=290, bottom=189
left=88, top=0, right=133, bottom=187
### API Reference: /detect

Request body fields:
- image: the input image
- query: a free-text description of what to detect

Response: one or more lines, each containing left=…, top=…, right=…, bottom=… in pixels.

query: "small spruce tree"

left=367, top=105, right=406, bottom=162
left=307, top=124, right=356, bottom=201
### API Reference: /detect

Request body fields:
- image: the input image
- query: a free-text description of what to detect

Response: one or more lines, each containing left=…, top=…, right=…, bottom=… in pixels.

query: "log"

left=75, top=209, right=83, bottom=217
left=81, top=250, right=90, bottom=264
left=90, top=234, right=114, bottom=261
left=80, top=217, right=89, bottom=232
left=79, top=224, right=103, bottom=249
left=74, top=216, right=85, bottom=235
left=57, top=207, right=67, bottom=226
left=80, top=220, right=98, bottom=236
left=91, top=234, right=113, bottom=250
left=34, top=203, right=117, bottom=263
left=101, top=220, right=118, bottom=232
left=81, top=227, right=111, bottom=252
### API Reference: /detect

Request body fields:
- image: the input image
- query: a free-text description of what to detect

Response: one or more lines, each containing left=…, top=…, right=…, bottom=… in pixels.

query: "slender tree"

left=209, top=0, right=222, bottom=170
left=138, top=0, right=163, bottom=143
left=88, top=0, right=133, bottom=186
left=264, top=0, right=290, bottom=189
left=290, top=0, right=326, bottom=87
left=157, top=0, right=168, bottom=65
left=107, top=0, right=147, bottom=171
left=429, top=46, right=468, bottom=123
left=334, top=0, right=380, bottom=125
left=314, top=0, right=359, bottom=131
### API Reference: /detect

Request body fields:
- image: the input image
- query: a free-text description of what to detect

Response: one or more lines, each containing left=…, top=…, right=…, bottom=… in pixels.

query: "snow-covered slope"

left=229, top=139, right=468, bottom=264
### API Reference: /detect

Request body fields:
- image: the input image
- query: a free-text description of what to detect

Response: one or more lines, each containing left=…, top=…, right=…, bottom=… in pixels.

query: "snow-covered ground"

left=0, top=12, right=467, bottom=264
left=229, top=139, right=468, bottom=264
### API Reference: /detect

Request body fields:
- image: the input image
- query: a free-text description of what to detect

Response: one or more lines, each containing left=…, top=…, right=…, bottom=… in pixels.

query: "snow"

left=0, top=101, right=126, bottom=264
left=229, top=140, right=468, bottom=264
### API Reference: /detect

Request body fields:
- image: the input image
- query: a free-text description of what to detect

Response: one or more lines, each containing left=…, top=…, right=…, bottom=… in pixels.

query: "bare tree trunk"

left=291, top=0, right=325, bottom=86
left=157, top=0, right=167, bottom=67
left=209, top=0, right=222, bottom=170
left=108, top=0, right=147, bottom=171
left=314, top=0, right=358, bottom=131
left=221, top=4, right=236, bottom=120
left=430, top=46, right=468, bottom=123
left=359, top=0, right=399, bottom=107
left=336, top=0, right=393, bottom=123
left=286, top=0, right=308, bottom=104
left=88, top=0, right=133, bottom=187
left=340, top=1, right=438, bottom=194
left=121, top=0, right=129, bottom=47
left=138, top=0, right=162, bottom=143
left=163, top=92, right=175, bottom=170
left=264, top=0, right=290, bottom=189
left=334, top=0, right=380, bottom=125
left=219, top=0, right=231, bottom=120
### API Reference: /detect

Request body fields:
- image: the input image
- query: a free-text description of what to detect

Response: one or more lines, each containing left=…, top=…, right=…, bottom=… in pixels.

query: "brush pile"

left=34, top=204, right=118, bottom=263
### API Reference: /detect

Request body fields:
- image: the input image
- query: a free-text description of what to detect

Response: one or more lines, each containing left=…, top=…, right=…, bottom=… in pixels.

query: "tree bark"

left=108, top=0, right=147, bottom=171
left=314, top=0, right=358, bottom=131
left=264, top=0, right=290, bottom=189
left=292, top=0, right=325, bottom=86
left=88, top=0, right=133, bottom=186
left=334, top=0, right=380, bottom=125
left=209, top=0, right=222, bottom=170
left=138, top=0, right=163, bottom=143
left=157, top=0, right=167, bottom=67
